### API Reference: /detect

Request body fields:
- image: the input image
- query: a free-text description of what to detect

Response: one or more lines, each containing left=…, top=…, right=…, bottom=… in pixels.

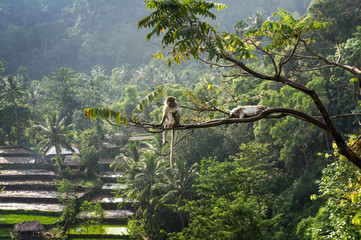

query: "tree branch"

left=302, top=39, right=361, bottom=76
left=124, top=108, right=328, bottom=132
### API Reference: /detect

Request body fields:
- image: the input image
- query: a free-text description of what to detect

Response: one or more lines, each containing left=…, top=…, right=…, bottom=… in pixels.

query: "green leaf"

left=137, top=86, right=164, bottom=112
left=84, top=107, right=127, bottom=126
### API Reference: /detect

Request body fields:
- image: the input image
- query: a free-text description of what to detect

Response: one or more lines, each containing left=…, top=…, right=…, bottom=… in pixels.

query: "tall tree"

left=42, top=67, right=79, bottom=124
left=0, top=75, right=25, bottom=144
left=127, top=153, right=166, bottom=207
left=153, top=158, right=198, bottom=227
left=110, top=140, right=142, bottom=173
left=36, top=112, right=75, bottom=178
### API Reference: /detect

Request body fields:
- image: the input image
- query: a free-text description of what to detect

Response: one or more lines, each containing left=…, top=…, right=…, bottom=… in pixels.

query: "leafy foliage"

left=301, top=137, right=361, bottom=239
left=139, top=0, right=227, bottom=66
left=137, top=85, right=163, bottom=111
left=139, top=3, right=330, bottom=66
left=245, top=9, right=330, bottom=51
left=171, top=143, right=282, bottom=239
left=55, top=178, right=77, bottom=231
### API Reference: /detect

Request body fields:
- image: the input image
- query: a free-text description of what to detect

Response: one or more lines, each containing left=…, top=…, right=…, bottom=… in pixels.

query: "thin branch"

left=329, top=79, right=361, bottom=96
left=291, top=54, right=320, bottom=59
left=249, top=39, right=278, bottom=75
left=173, top=129, right=195, bottom=147
left=201, top=95, right=230, bottom=115
left=180, top=101, right=229, bottom=116
left=278, top=36, right=301, bottom=75
left=161, top=129, right=195, bottom=158
left=293, top=64, right=335, bottom=72
left=302, top=39, right=361, bottom=75
left=301, top=39, right=361, bottom=94
left=330, top=113, right=361, bottom=119
left=264, top=49, right=320, bottom=60
left=222, top=73, right=247, bottom=80
left=351, top=135, right=361, bottom=148
left=199, top=57, right=236, bottom=68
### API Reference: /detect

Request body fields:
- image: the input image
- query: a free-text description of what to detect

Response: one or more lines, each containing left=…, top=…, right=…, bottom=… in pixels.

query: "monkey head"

left=165, top=96, right=177, bottom=107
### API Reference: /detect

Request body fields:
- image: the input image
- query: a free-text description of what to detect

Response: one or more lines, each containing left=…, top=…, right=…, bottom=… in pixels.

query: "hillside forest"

left=1, top=0, right=361, bottom=239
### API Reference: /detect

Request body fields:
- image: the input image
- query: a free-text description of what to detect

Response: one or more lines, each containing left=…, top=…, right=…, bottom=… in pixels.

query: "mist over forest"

left=0, top=0, right=311, bottom=79
left=1, top=0, right=361, bottom=239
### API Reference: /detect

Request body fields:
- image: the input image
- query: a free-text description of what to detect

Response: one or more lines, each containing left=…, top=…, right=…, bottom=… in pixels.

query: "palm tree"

left=110, top=141, right=142, bottom=173
left=36, top=112, right=75, bottom=178
left=127, top=153, right=166, bottom=207
left=153, top=158, right=199, bottom=227
left=25, top=81, right=41, bottom=108
left=111, top=137, right=163, bottom=175
left=0, top=75, right=25, bottom=144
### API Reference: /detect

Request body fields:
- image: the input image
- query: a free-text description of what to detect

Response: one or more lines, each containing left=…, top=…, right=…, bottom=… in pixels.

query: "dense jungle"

left=1, top=0, right=361, bottom=239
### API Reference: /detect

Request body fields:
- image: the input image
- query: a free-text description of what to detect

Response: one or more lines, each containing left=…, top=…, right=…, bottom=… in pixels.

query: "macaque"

left=160, top=96, right=181, bottom=166
left=230, top=105, right=268, bottom=118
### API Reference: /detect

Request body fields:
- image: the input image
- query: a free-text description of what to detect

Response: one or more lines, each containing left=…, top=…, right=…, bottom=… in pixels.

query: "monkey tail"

left=170, top=129, right=175, bottom=167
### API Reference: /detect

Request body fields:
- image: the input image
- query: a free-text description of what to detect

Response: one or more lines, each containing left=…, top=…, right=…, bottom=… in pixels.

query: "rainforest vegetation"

left=1, top=0, right=361, bottom=239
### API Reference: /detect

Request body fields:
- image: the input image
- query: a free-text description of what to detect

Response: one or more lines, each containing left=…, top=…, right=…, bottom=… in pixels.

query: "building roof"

left=45, top=146, right=79, bottom=156
left=13, top=221, right=44, bottom=232
left=0, top=147, right=31, bottom=154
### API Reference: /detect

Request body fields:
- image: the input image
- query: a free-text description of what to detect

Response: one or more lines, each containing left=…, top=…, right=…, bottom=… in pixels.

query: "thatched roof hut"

left=11, top=220, right=44, bottom=239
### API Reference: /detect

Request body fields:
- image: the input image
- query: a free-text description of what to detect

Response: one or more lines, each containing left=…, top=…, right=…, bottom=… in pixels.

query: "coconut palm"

left=127, top=153, right=166, bottom=206
left=110, top=141, right=142, bottom=172
left=153, top=158, right=199, bottom=227
left=0, top=75, right=25, bottom=144
left=111, top=138, right=162, bottom=175
left=25, top=81, right=41, bottom=108
left=36, top=112, right=75, bottom=178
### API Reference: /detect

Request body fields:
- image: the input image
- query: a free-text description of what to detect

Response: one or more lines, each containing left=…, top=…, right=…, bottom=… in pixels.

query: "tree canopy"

left=85, top=0, right=361, bottom=169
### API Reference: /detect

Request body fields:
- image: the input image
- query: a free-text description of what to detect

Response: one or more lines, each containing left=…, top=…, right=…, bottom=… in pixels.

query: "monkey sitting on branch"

left=230, top=105, right=269, bottom=118
left=160, top=96, right=181, bottom=167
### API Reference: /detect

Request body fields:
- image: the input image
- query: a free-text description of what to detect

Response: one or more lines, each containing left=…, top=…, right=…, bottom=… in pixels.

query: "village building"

left=11, top=220, right=45, bottom=239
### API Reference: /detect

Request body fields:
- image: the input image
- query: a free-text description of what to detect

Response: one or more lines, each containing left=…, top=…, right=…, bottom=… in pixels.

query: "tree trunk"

left=14, top=103, right=20, bottom=144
